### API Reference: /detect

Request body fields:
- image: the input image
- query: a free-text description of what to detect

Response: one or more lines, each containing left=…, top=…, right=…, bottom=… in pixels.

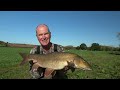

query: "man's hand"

left=60, top=66, right=69, bottom=74
left=61, top=66, right=75, bottom=73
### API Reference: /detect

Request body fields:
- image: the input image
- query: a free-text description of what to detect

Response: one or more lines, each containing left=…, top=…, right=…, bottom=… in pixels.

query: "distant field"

left=0, top=47, right=120, bottom=79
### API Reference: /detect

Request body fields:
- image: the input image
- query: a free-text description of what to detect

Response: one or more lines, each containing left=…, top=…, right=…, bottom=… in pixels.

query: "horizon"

left=0, top=40, right=119, bottom=48
left=0, top=11, right=120, bottom=47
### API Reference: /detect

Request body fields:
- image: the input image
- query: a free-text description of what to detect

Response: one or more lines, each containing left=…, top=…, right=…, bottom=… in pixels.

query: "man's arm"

left=29, top=46, right=48, bottom=79
left=30, top=46, right=37, bottom=54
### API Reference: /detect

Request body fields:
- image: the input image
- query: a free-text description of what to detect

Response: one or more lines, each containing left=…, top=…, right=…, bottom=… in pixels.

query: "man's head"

left=36, top=24, right=51, bottom=46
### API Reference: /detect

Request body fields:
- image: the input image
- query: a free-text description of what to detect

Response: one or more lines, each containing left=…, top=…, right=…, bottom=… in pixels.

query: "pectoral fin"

left=67, top=61, right=75, bottom=67
left=44, top=68, right=55, bottom=78
left=67, top=61, right=75, bottom=72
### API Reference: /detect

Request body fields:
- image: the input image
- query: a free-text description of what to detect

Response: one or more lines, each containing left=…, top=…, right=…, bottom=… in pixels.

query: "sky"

left=0, top=11, right=120, bottom=47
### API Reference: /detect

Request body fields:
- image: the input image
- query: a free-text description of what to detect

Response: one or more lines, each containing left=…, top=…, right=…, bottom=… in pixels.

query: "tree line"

left=76, top=43, right=120, bottom=51
left=64, top=43, right=120, bottom=51
left=64, top=32, right=120, bottom=51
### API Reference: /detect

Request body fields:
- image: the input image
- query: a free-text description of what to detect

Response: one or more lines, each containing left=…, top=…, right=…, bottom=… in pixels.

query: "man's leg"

left=52, top=70, right=68, bottom=79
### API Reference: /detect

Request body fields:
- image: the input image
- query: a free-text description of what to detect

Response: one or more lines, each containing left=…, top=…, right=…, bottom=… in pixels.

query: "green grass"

left=66, top=49, right=120, bottom=79
left=0, top=47, right=32, bottom=79
left=0, top=47, right=120, bottom=79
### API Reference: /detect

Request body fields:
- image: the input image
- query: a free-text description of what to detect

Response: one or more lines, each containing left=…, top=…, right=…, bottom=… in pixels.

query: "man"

left=29, top=24, right=68, bottom=79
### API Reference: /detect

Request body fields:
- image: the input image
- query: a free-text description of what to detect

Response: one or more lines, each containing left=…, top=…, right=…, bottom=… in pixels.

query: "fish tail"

left=19, top=53, right=28, bottom=65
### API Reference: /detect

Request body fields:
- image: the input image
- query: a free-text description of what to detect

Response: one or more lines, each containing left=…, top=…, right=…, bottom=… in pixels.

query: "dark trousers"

left=52, top=70, right=68, bottom=79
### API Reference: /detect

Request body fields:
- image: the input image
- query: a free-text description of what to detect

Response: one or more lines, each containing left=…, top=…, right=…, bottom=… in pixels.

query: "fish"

left=19, top=52, right=92, bottom=78
left=19, top=52, right=91, bottom=70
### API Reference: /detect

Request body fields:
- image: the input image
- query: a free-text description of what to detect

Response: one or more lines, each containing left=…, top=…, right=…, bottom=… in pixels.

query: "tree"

left=80, top=43, right=87, bottom=50
left=76, top=46, right=80, bottom=50
left=117, top=32, right=120, bottom=40
left=5, top=42, right=8, bottom=47
left=117, top=32, right=120, bottom=47
left=90, top=43, right=101, bottom=51
left=64, top=45, right=74, bottom=50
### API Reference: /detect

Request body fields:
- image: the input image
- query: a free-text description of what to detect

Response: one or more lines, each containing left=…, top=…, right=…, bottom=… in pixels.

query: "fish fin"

left=19, top=53, right=28, bottom=65
left=20, top=60, right=26, bottom=66
left=19, top=53, right=27, bottom=58
left=67, top=61, right=75, bottom=72
left=44, top=68, right=55, bottom=78
left=67, top=61, right=75, bottom=67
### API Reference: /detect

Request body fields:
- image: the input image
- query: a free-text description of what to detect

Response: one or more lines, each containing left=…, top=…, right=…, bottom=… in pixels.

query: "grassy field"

left=0, top=47, right=120, bottom=79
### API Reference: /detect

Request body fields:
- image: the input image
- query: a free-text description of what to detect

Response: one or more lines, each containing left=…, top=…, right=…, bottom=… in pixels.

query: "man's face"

left=36, top=26, right=51, bottom=46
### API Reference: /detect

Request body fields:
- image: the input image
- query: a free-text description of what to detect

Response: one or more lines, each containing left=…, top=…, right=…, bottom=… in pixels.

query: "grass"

left=0, top=47, right=120, bottom=79
left=66, top=49, right=120, bottom=79
left=0, top=47, right=32, bottom=79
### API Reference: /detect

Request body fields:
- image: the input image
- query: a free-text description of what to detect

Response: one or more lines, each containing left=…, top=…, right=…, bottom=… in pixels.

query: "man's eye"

left=44, top=33, right=49, bottom=35
left=38, top=33, right=49, bottom=36
left=38, top=34, right=42, bottom=36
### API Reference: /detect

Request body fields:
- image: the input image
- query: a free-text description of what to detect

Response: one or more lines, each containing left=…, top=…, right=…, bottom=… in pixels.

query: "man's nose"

left=42, top=34, right=46, bottom=39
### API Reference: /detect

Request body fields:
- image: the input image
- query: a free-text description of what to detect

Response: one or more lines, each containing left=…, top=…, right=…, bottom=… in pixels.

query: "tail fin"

left=19, top=53, right=28, bottom=65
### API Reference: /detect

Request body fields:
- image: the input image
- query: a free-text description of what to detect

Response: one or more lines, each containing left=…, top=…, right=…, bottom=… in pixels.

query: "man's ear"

left=49, top=32, right=51, bottom=38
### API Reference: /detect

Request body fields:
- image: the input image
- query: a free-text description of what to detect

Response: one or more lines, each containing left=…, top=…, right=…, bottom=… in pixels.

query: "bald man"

left=29, top=24, right=68, bottom=79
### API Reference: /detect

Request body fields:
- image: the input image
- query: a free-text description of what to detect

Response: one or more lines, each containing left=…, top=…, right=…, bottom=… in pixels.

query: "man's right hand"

left=29, top=62, right=44, bottom=79
left=29, top=60, right=34, bottom=71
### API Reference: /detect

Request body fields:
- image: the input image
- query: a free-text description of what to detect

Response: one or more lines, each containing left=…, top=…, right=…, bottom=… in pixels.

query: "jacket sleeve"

left=30, top=46, right=37, bottom=54
left=57, top=45, right=64, bottom=52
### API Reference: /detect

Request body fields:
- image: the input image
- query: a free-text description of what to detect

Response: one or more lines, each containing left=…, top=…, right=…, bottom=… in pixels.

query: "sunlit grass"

left=0, top=47, right=120, bottom=79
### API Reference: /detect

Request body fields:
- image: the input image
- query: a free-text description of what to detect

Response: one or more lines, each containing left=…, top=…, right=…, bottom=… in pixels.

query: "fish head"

left=73, top=58, right=92, bottom=70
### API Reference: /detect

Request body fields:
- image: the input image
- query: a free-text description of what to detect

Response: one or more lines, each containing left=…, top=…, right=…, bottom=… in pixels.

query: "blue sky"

left=0, top=11, right=120, bottom=47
